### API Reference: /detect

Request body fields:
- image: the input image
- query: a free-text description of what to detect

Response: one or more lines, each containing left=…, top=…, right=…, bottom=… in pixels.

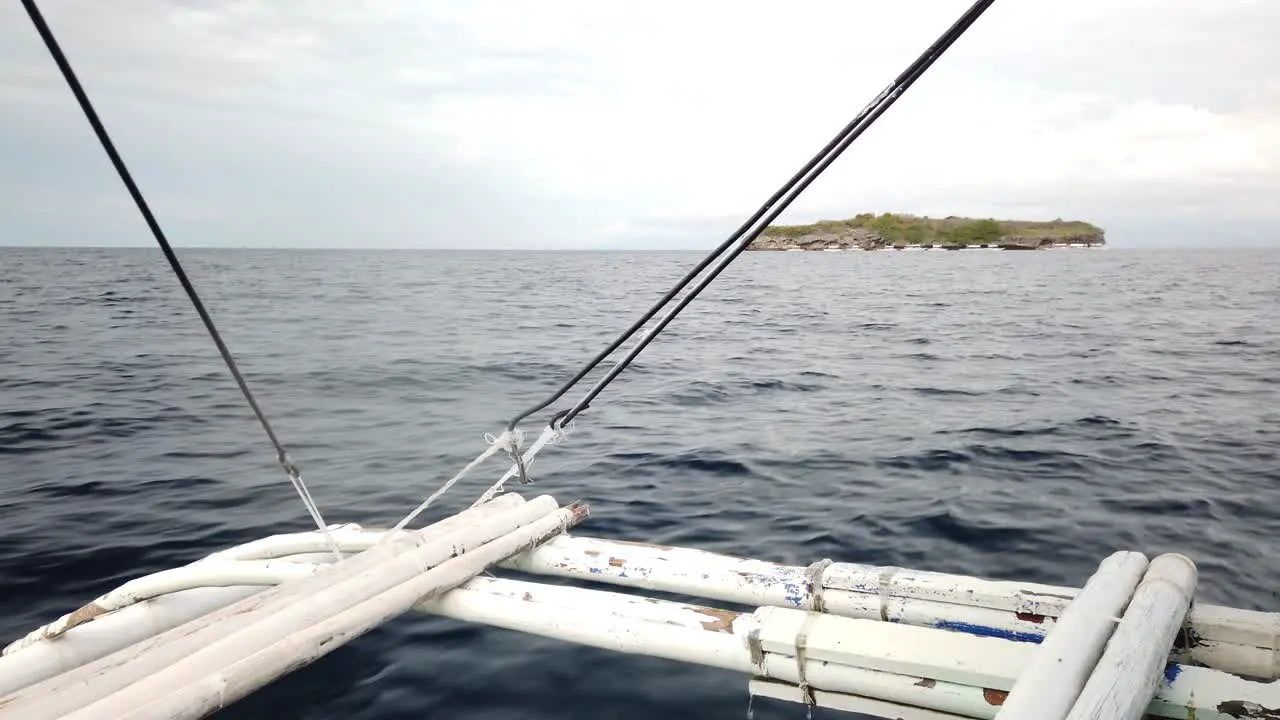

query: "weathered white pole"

left=995, top=551, right=1148, bottom=720
left=0, top=495, right=554, bottom=720
left=65, top=502, right=591, bottom=720
left=748, top=678, right=970, bottom=720
left=4, top=492, right=527, bottom=655
left=0, top=586, right=261, bottom=698
left=1065, top=553, right=1198, bottom=720
left=504, top=535, right=1277, bottom=677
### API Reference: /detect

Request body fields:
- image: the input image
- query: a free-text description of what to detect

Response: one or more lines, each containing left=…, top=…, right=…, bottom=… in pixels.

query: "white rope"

left=286, top=473, right=341, bottom=561
left=378, top=429, right=524, bottom=544
left=376, top=420, right=570, bottom=549
left=470, top=423, right=568, bottom=508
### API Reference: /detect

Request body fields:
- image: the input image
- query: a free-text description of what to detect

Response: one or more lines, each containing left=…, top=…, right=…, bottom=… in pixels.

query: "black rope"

left=511, top=0, right=997, bottom=431
left=21, top=0, right=318, bottom=504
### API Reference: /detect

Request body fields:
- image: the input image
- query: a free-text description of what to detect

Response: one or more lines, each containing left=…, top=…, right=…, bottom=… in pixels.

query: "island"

left=747, top=213, right=1105, bottom=251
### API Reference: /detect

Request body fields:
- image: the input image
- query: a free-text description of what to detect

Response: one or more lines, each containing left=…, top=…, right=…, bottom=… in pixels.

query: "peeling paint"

left=696, top=607, right=741, bottom=633
left=608, top=557, right=626, bottom=568
left=983, top=688, right=1008, bottom=705
left=1014, top=612, right=1045, bottom=624
left=913, top=678, right=936, bottom=688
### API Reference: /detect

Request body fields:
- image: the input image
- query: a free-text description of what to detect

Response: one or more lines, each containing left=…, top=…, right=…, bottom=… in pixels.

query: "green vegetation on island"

left=749, top=213, right=1105, bottom=251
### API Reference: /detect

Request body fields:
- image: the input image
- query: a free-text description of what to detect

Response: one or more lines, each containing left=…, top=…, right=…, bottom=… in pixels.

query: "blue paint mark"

left=935, top=620, right=1044, bottom=643
left=782, top=582, right=804, bottom=607
left=1163, top=663, right=1183, bottom=686
left=588, top=567, right=601, bottom=574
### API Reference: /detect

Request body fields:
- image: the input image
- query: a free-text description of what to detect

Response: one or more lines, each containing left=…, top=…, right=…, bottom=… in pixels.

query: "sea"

left=1, top=246, right=1277, bottom=719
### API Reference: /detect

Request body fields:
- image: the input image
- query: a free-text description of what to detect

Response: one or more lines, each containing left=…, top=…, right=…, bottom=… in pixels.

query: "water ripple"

left=1, top=247, right=1278, bottom=719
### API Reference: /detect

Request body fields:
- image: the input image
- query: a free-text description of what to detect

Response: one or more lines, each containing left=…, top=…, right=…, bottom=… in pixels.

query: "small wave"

left=600, top=449, right=756, bottom=479
left=910, top=386, right=980, bottom=397
left=904, top=509, right=1032, bottom=550
left=876, top=448, right=971, bottom=471
left=943, top=425, right=1061, bottom=438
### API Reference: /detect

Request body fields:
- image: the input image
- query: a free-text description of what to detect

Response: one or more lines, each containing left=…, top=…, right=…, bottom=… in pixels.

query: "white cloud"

left=1, top=0, right=1277, bottom=247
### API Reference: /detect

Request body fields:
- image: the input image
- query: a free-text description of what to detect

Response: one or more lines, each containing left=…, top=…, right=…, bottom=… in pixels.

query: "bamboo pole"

left=0, top=494, right=548, bottom=720
left=503, top=535, right=1277, bottom=674
left=3, top=492, right=526, bottom=656
left=65, top=501, right=590, bottom=720
left=995, top=551, right=1148, bottom=720
left=1065, top=554, right=1198, bottom=720
left=3, top=564, right=1275, bottom=720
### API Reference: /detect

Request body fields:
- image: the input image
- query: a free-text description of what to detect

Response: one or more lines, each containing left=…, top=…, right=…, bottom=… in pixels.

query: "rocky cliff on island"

left=748, top=213, right=1105, bottom=251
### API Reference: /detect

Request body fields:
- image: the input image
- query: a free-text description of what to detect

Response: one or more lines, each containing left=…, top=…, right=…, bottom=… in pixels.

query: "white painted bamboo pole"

left=748, top=678, right=972, bottom=720
left=411, top=577, right=1040, bottom=719
left=2, top=492, right=526, bottom=656
left=821, top=590, right=1055, bottom=642
left=0, top=586, right=261, bottom=697
left=12, top=560, right=324, bottom=642
left=463, top=577, right=1280, bottom=720
left=187, top=531, right=1280, bottom=661
left=502, top=534, right=1279, bottom=671
left=415, top=575, right=1280, bottom=720
left=60, top=528, right=1271, bottom=663
left=0, top=495, right=553, bottom=720
left=1065, top=554, right=1198, bottom=720
left=417, top=576, right=1011, bottom=718
left=198, top=524, right=382, bottom=562
left=502, top=534, right=814, bottom=608
left=4, top=568, right=1273, bottom=720
left=7, top=532, right=1273, bottom=694
left=421, top=575, right=757, bottom=673
left=73, top=501, right=590, bottom=720
left=757, top=655, right=1009, bottom=719
left=995, top=551, right=1148, bottom=720
left=753, top=605, right=1027, bottom=690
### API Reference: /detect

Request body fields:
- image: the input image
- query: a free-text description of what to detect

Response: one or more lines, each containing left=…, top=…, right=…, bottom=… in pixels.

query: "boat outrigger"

left=6, top=1, right=1278, bottom=719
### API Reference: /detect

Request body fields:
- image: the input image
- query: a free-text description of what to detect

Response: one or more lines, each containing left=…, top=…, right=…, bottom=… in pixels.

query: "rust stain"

left=47, top=601, right=111, bottom=638
left=983, top=688, right=1008, bottom=705
left=1015, top=611, right=1046, bottom=624
left=696, top=607, right=741, bottom=633
left=608, top=557, right=627, bottom=568
left=914, top=678, right=937, bottom=688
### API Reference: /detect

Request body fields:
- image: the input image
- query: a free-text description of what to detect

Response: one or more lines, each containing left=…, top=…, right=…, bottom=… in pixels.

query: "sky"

left=1, top=0, right=1278, bottom=249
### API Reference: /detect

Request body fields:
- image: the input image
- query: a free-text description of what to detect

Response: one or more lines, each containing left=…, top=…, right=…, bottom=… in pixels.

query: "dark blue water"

left=2, top=247, right=1278, bottom=718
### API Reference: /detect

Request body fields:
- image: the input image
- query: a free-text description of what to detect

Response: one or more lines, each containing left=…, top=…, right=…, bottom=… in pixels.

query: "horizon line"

left=1, top=243, right=1276, bottom=252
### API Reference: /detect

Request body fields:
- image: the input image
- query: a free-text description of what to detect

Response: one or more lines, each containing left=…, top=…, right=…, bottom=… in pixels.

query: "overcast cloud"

left=1, top=0, right=1277, bottom=249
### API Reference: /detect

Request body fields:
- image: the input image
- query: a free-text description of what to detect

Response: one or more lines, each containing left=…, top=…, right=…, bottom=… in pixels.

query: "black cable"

left=515, top=0, right=997, bottom=430
left=21, top=0, right=316, bottom=497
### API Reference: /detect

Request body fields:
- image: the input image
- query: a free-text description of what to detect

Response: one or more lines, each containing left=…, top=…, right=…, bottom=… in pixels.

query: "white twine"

left=470, top=423, right=567, bottom=508
left=378, top=420, right=570, bottom=548
left=286, top=473, right=342, bottom=561
left=378, top=429, right=525, bottom=544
